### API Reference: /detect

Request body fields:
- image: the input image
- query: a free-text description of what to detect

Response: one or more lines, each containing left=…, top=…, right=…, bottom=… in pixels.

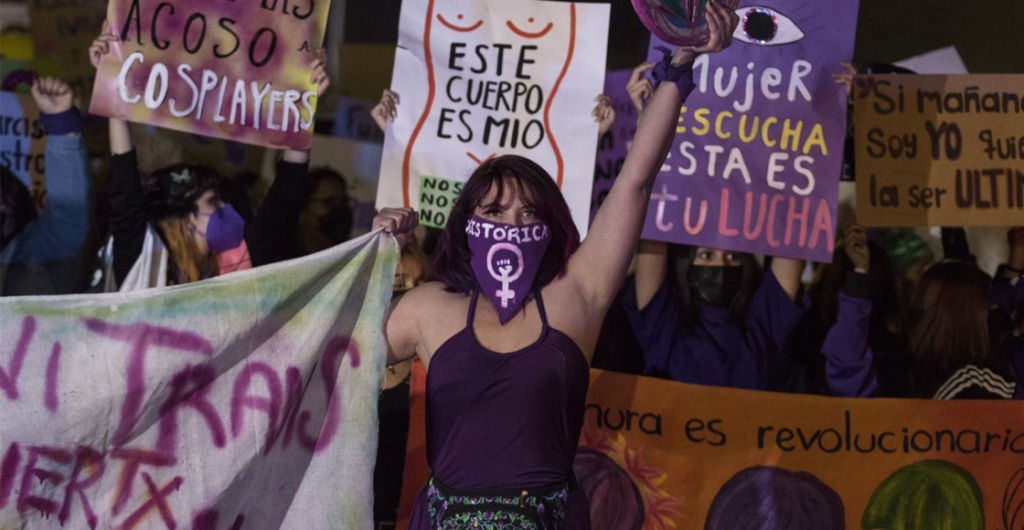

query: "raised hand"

left=30, top=77, right=73, bottom=115
left=89, top=20, right=118, bottom=69
left=671, top=0, right=740, bottom=65
left=626, top=62, right=656, bottom=114
left=843, top=223, right=870, bottom=273
left=309, top=48, right=330, bottom=97
left=372, top=89, right=400, bottom=132
left=593, top=94, right=615, bottom=136
left=373, top=206, right=418, bottom=248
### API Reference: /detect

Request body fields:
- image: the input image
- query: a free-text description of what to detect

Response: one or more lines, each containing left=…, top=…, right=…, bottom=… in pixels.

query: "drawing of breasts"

left=401, top=0, right=580, bottom=206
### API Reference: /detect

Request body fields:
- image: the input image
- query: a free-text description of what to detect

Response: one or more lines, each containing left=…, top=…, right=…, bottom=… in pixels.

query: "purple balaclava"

left=466, top=215, right=552, bottom=324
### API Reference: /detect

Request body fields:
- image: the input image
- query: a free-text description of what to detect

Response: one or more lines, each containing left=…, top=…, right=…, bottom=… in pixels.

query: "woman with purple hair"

left=373, top=2, right=740, bottom=528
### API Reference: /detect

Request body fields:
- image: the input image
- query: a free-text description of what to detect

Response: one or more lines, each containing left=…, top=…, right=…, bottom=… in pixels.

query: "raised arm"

left=280, top=49, right=330, bottom=165
left=822, top=223, right=880, bottom=397
left=371, top=89, right=399, bottom=133
left=90, top=22, right=133, bottom=155
left=568, top=0, right=739, bottom=308
left=91, top=22, right=146, bottom=285
left=29, top=77, right=90, bottom=259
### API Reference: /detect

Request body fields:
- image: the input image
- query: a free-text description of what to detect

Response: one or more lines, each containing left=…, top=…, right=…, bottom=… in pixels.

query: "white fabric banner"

left=377, top=0, right=610, bottom=235
left=0, top=232, right=398, bottom=529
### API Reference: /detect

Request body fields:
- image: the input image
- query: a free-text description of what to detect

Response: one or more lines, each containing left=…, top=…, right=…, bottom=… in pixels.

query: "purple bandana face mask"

left=466, top=215, right=552, bottom=325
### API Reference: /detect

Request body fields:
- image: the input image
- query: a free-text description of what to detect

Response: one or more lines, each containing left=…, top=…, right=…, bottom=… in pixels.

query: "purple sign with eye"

left=641, top=0, right=858, bottom=262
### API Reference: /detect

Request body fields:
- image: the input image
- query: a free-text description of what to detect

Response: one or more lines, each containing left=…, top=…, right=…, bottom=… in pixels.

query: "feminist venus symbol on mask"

left=486, top=243, right=525, bottom=308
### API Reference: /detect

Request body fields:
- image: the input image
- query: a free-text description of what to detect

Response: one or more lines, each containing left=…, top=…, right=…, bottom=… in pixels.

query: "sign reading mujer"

left=89, top=0, right=330, bottom=150
left=642, top=0, right=857, bottom=262
left=0, top=233, right=397, bottom=529
left=377, top=0, right=609, bottom=235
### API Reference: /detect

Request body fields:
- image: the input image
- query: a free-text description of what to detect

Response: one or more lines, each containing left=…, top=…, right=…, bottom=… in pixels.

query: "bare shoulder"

left=389, top=281, right=470, bottom=361
left=394, top=280, right=463, bottom=311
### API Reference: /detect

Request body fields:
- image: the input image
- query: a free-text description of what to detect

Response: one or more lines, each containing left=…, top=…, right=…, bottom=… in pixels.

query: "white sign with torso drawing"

left=377, top=0, right=609, bottom=235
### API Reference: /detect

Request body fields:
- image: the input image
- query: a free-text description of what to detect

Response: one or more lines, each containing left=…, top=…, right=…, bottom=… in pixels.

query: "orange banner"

left=854, top=74, right=1024, bottom=227
left=401, top=368, right=1024, bottom=529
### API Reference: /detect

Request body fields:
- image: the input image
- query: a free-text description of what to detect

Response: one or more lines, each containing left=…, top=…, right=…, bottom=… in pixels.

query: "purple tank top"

left=425, top=290, right=590, bottom=491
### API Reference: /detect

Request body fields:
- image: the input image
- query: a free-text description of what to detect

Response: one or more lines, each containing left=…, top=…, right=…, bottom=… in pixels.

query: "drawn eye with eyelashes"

left=734, top=6, right=804, bottom=46
left=506, top=16, right=554, bottom=39
left=437, top=12, right=484, bottom=32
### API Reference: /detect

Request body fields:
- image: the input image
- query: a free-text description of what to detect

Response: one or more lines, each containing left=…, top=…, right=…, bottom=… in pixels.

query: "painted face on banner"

left=466, top=215, right=552, bottom=324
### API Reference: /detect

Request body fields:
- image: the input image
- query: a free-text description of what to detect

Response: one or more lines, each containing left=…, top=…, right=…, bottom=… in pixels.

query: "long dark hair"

left=432, top=155, right=580, bottom=294
left=905, top=260, right=992, bottom=396
left=668, top=244, right=762, bottom=330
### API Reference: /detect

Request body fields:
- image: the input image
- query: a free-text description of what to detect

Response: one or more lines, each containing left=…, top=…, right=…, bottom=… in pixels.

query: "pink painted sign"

left=89, top=0, right=330, bottom=150
left=0, top=233, right=397, bottom=529
left=642, top=0, right=858, bottom=262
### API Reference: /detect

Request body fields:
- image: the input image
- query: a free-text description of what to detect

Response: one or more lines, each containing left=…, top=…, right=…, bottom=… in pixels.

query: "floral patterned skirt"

left=424, top=477, right=569, bottom=530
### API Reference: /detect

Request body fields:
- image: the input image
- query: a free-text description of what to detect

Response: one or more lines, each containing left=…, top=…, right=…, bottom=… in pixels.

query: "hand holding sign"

left=843, top=223, right=869, bottom=274
left=89, top=0, right=330, bottom=150
left=372, top=89, right=400, bottom=133
left=631, top=0, right=740, bottom=48
left=373, top=206, right=419, bottom=249
left=593, top=95, right=616, bottom=136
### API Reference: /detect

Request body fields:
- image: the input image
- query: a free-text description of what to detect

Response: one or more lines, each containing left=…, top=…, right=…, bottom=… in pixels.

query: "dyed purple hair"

left=432, top=155, right=581, bottom=294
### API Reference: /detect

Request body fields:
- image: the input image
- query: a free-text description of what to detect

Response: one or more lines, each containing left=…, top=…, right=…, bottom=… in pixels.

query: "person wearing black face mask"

left=623, top=240, right=807, bottom=390
left=688, top=260, right=746, bottom=307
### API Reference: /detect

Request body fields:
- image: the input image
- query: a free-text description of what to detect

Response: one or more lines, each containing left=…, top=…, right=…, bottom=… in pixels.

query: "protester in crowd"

left=993, top=227, right=1024, bottom=392
left=375, top=3, right=739, bottom=528
left=247, top=166, right=353, bottom=265
left=88, top=23, right=329, bottom=290
left=620, top=63, right=808, bottom=391
left=1, top=76, right=91, bottom=296
left=822, top=223, right=1019, bottom=399
left=371, top=65, right=619, bottom=529
left=779, top=225, right=902, bottom=395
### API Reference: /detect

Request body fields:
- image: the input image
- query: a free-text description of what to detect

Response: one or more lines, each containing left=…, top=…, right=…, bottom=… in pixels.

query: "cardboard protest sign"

left=0, top=91, right=46, bottom=190
left=0, top=232, right=398, bottom=529
left=590, top=69, right=638, bottom=224
left=642, top=0, right=857, bottom=262
left=854, top=74, right=1024, bottom=227
left=89, top=0, right=330, bottom=150
left=398, top=368, right=1024, bottom=529
left=377, top=0, right=609, bottom=235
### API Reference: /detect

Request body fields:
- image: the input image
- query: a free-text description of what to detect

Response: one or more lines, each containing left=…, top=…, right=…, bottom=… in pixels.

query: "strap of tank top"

left=466, top=290, right=480, bottom=327
left=533, top=288, right=549, bottom=327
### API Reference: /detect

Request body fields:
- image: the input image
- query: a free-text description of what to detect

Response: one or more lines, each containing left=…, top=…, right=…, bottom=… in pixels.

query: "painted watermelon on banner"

left=631, top=0, right=740, bottom=47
